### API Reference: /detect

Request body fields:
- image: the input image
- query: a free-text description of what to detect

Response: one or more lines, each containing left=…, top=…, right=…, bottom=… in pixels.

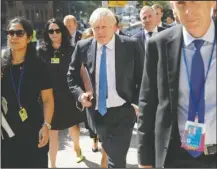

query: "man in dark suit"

left=133, top=6, right=165, bottom=53
left=138, top=1, right=216, bottom=168
left=63, top=15, right=82, bottom=46
left=152, top=4, right=171, bottom=28
left=67, top=8, right=144, bottom=168
left=114, top=15, right=126, bottom=36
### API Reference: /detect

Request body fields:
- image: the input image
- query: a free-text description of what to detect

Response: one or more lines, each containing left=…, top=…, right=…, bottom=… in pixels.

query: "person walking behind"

left=1, top=17, right=54, bottom=168
left=39, top=18, right=85, bottom=167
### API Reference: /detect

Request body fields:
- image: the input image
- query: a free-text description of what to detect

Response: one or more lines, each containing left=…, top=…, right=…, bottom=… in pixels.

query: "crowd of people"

left=1, top=1, right=216, bottom=168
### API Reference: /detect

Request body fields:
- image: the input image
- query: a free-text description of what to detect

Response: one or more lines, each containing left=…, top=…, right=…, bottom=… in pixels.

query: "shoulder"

left=132, top=31, right=143, bottom=38
left=158, top=26, right=166, bottom=32
left=77, top=37, right=93, bottom=47
left=149, top=25, right=182, bottom=46
left=117, top=34, right=138, bottom=43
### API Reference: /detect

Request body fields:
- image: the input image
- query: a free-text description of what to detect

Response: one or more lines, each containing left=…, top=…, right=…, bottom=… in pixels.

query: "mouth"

left=11, top=42, right=20, bottom=44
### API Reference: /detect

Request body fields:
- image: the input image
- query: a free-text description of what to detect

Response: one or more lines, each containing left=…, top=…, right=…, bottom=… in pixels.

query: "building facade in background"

left=1, top=0, right=53, bottom=29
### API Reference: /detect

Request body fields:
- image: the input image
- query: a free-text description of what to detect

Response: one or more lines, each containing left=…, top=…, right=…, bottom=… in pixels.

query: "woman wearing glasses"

left=1, top=17, right=54, bottom=168
left=38, top=18, right=85, bottom=167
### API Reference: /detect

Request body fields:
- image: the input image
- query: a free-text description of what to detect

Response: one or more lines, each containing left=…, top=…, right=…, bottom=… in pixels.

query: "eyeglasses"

left=7, top=30, right=25, bottom=37
left=48, top=29, right=61, bottom=34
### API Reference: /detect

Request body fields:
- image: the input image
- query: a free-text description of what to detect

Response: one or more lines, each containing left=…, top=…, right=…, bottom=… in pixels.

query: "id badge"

left=19, top=108, right=28, bottom=122
left=181, top=121, right=205, bottom=152
left=51, top=58, right=60, bottom=64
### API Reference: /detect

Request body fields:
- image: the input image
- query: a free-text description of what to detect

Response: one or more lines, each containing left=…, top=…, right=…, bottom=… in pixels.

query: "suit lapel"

left=87, top=38, right=97, bottom=74
left=140, top=31, right=145, bottom=52
left=166, top=25, right=183, bottom=116
left=115, top=34, right=124, bottom=90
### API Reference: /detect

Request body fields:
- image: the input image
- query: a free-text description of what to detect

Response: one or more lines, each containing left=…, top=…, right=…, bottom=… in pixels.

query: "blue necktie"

left=98, top=45, right=107, bottom=116
left=187, top=40, right=205, bottom=158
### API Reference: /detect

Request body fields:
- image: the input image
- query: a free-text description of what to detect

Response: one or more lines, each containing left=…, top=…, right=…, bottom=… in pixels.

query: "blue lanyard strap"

left=10, top=64, right=25, bottom=108
left=182, top=37, right=216, bottom=117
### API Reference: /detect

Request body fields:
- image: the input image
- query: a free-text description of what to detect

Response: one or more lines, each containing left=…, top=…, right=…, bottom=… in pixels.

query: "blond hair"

left=89, top=8, right=116, bottom=27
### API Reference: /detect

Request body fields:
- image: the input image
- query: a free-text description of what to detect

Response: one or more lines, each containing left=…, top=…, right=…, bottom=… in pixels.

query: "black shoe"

left=92, top=148, right=99, bottom=152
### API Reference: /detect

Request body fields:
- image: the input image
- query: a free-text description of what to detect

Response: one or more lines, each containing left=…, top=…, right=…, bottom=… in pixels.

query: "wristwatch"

left=43, top=121, right=51, bottom=130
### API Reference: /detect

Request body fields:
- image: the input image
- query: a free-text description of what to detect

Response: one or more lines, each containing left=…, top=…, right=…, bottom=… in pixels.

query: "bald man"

left=132, top=6, right=165, bottom=53
left=63, top=15, right=82, bottom=46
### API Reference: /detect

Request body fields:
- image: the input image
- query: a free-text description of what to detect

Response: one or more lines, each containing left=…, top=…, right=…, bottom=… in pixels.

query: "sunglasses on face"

left=48, top=29, right=61, bottom=34
left=7, top=30, right=25, bottom=37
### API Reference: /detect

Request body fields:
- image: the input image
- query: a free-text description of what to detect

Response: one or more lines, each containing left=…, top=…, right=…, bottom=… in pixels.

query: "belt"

left=204, top=144, right=217, bottom=155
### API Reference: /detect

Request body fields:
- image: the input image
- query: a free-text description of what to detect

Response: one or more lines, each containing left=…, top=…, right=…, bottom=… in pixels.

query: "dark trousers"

left=164, top=121, right=217, bottom=168
left=95, top=103, right=136, bottom=168
left=1, top=135, right=48, bottom=168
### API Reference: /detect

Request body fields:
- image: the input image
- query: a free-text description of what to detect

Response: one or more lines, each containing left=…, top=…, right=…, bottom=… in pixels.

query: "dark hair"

left=115, top=15, right=120, bottom=26
left=43, top=18, right=72, bottom=50
left=167, top=15, right=175, bottom=21
left=1, top=17, right=36, bottom=74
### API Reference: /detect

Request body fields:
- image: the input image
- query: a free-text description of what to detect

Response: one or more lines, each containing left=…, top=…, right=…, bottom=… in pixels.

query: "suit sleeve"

left=137, top=39, right=159, bottom=166
left=132, top=38, right=144, bottom=105
left=67, top=41, right=84, bottom=101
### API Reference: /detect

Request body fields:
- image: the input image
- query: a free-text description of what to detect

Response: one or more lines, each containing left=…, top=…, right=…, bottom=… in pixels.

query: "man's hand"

left=131, top=103, right=139, bottom=115
left=79, top=92, right=93, bottom=108
left=38, top=125, right=49, bottom=148
left=138, top=165, right=153, bottom=168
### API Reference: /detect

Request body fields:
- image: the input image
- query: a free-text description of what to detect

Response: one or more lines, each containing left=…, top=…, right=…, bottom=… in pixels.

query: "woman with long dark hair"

left=1, top=17, right=54, bottom=168
left=38, top=18, right=85, bottom=167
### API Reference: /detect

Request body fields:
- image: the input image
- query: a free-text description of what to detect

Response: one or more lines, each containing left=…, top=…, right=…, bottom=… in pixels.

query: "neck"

left=11, top=48, right=26, bottom=64
left=144, top=26, right=155, bottom=32
left=189, top=19, right=211, bottom=38
left=52, top=42, right=61, bottom=49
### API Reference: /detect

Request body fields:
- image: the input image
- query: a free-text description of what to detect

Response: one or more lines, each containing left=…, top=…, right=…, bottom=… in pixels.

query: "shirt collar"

left=158, top=21, right=162, bottom=27
left=144, top=26, right=158, bottom=35
left=72, top=31, right=76, bottom=38
left=182, top=19, right=215, bottom=47
left=97, top=34, right=115, bottom=50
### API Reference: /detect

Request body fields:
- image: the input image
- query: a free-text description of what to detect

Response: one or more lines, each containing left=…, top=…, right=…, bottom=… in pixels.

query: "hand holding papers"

left=79, top=64, right=94, bottom=108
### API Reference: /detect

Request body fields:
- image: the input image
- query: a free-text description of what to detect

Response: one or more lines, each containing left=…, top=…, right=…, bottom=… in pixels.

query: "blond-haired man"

left=67, top=8, right=144, bottom=168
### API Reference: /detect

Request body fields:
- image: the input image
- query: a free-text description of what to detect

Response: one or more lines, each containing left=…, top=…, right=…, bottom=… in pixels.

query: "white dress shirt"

left=144, top=26, right=158, bottom=41
left=158, top=21, right=163, bottom=27
left=95, top=35, right=126, bottom=110
left=71, top=31, right=76, bottom=45
left=143, top=26, right=158, bottom=50
left=178, top=19, right=216, bottom=145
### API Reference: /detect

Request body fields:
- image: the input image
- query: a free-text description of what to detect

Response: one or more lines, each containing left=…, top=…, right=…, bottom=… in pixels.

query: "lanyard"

left=10, top=64, right=25, bottom=108
left=182, top=37, right=216, bottom=120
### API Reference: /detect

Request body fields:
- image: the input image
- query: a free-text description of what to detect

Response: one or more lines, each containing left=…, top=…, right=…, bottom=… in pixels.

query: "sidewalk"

left=52, top=123, right=138, bottom=168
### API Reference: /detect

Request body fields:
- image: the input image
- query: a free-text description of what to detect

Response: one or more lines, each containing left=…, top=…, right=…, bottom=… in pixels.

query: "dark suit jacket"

left=137, top=24, right=184, bottom=167
left=119, top=30, right=126, bottom=36
left=132, top=27, right=165, bottom=53
left=75, top=30, right=82, bottom=44
left=67, top=34, right=144, bottom=132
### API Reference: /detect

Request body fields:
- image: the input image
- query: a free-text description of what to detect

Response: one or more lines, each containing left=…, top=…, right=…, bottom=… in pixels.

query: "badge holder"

left=181, top=116, right=205, bottom=152
left=51, top=51, right=60, bottom=64
left=19, top=107, right=28, bottom=122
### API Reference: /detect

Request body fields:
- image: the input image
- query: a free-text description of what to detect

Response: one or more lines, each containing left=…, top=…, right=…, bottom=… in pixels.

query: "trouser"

left=95, top=103, right=136, bottom=168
